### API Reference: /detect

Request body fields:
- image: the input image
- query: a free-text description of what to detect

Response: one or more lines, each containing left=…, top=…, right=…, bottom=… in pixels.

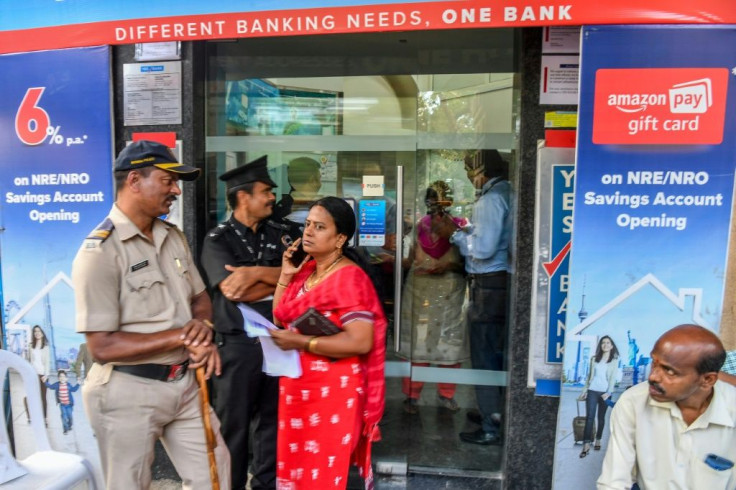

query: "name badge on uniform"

left=131, top=260, right=149, bottom=272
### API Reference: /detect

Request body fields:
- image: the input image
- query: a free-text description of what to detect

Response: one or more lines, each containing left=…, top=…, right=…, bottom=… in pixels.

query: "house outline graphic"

left=568, top=272, right=709, bottom=341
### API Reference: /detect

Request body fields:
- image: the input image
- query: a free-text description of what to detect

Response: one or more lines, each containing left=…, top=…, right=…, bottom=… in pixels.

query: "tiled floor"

left=151, top=334, right=504, bottom=488
left=152, top=376, right=503, bottom=489
left=355, top=473, right=502, bottom=489
left=151, top=473, right=502, bottom=490
left=374, top=376, right=502, bottom=473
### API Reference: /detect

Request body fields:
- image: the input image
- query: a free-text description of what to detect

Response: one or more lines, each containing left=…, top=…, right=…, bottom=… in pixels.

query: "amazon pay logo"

left=669, top=79, right=711, bottom=113
left=592, top=68, right=728, bottom=145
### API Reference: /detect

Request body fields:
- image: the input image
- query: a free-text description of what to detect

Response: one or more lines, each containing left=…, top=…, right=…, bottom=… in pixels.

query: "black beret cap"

left=115, top=140, right=200, bottom=181
left=219, top=155, right=278, bottom=191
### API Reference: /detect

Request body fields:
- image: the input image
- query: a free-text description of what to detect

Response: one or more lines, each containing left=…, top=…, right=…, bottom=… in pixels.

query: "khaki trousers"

left=83, top=364, right=231, bottom=490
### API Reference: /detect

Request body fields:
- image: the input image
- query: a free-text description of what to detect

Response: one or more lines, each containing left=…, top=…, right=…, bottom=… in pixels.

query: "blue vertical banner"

left=553, top=26, right=736, bottom=488
left=546, top=164, right=574, bottom=364
left=530, top=139, right=575, bottom=393
left=0, top=46, right=112, bottom=481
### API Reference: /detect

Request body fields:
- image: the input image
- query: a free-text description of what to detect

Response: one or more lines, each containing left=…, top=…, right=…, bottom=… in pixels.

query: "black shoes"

left=466, top=410, right=502, bottom=427
left=462, top=410, right=503, bottom=444
left=459, top=429, right=502, bottom=446
left=466, top=409, right=482, bottom=425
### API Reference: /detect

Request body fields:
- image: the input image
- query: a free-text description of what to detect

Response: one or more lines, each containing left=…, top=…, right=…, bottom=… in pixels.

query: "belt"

left=113, top=361, right=189, bottom=382
left=468, top=271, right=507, bottom=279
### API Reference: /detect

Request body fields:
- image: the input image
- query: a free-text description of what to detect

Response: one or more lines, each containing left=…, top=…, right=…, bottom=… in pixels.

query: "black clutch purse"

left=292, top=307, right=341, bottom=336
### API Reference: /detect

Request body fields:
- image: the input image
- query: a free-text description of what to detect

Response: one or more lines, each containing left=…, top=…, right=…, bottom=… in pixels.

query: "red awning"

left=1, top=0, right=735, bottom=55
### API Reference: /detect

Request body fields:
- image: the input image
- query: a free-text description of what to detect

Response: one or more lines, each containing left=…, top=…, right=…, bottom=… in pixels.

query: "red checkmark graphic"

left=543, top=241, right=571, bottom=277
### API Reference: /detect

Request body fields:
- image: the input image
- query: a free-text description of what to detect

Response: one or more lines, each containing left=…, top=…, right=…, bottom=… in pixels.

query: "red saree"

left=273, top=262, right=387, bottom=490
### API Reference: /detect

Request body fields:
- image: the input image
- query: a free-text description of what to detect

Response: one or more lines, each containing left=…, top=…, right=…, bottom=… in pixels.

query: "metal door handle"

left=393, top=165, right=403, bottom=352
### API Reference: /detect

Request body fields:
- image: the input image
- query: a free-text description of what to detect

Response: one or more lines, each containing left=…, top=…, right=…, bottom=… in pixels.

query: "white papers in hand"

left=237, top=303, right=301, bottom=378
left=259, top=335, right=301, bottom=378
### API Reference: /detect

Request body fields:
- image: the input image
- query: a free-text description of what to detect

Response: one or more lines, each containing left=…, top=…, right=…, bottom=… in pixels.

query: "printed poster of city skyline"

left=552, top=26, right=736, bottom=489
left=0, top=46, right=114, bottom=373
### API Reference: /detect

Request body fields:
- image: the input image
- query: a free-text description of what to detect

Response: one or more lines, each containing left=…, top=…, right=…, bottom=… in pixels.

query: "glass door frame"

left=204, top=30, right=520, bottom=480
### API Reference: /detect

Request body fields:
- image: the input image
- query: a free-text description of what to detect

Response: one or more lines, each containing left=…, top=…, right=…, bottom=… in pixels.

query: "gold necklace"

left=306, top=255, right=343, bottom=290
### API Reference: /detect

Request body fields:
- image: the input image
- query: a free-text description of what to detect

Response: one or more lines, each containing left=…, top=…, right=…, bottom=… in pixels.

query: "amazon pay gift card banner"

left=592, top=68, right=728, bottom=145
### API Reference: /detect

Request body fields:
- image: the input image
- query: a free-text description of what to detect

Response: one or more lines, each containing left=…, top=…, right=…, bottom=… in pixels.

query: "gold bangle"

left=308, top=336, right=319, bottom=353
left=305, top=336, right=318, bottom=353
left=203, top=319, right=214, bottom=329
left=276, top=281, right=289, bottom=289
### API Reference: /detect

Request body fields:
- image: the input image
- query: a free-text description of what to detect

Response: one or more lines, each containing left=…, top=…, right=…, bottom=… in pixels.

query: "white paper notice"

left=123, top=61, right=182, bottom=126
left=237, top=303, right=302, bottom=378
left=135, top=41, right=181, bottom=61
left=542, top=26, right=581, bottom=54
left=539, top=55, right=580, bottom=105
left=362, top=175, right=384, bottom=197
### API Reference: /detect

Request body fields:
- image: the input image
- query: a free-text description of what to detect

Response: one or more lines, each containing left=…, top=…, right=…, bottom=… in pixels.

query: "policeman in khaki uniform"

left=201, top=156, right=301, bottom=490
left=72, top=140, right=230, bottom=490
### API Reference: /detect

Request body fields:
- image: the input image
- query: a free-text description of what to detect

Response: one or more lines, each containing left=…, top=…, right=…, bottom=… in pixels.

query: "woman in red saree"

left=270, top=197, right=387, bottom=490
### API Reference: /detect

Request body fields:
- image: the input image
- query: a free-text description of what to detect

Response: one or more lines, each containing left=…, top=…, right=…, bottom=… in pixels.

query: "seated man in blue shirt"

left=435, top=149, right=512, bottom=445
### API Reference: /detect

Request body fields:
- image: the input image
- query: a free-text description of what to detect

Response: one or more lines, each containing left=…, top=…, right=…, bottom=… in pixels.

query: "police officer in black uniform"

left=200, top=156, right=301, bottom=490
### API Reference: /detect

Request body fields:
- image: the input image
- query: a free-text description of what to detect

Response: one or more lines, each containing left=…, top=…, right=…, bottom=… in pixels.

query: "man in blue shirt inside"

left=719, top=350, right=736, bottom=386
left=436, top=148, right=512, bottom=445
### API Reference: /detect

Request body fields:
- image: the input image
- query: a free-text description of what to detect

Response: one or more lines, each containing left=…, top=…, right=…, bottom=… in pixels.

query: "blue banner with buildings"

left=553, top=25, right=736, bottom=488
left=0, top=46, right=112, bottom=477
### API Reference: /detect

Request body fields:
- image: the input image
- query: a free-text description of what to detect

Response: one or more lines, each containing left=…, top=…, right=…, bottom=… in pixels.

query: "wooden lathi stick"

left=196, top=367, right=220, bottom=490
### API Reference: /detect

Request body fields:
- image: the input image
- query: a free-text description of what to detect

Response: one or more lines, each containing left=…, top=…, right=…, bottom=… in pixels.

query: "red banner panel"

left=1, top=1, right=736, bottom=55
left=592, top=68, right=729, bottom=145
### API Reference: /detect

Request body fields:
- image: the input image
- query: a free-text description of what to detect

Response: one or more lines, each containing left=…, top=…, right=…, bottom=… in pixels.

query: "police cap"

left=219, top=155, right=278, bottom=192
left=115, top=140, right=200, bottom=181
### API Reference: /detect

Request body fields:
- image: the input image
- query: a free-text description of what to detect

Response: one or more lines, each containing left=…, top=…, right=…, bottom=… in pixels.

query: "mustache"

left=167, top=195, right=178, bottom=202
left=648, top=380, right=665, bottom=394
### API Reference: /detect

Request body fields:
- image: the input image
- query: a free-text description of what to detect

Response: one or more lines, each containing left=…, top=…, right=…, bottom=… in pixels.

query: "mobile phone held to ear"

left=281, top=236, right=308, bottom=266
left=290, top=242, right=308, bottom=266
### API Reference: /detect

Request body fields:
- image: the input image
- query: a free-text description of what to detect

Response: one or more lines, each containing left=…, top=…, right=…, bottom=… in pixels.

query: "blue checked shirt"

left=723, top=350, right=736, bottom=375
left=451, top=177, right=512, bottom=274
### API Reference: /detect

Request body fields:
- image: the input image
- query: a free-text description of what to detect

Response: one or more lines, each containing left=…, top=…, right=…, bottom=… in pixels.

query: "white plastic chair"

left=0, top=349, right=98, bottom=489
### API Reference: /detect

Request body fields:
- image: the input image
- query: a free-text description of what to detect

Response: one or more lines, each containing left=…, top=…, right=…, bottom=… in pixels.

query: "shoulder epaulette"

left=207, top=222, right=229, bottom=239
left=85, top=218, right=115, bottom=242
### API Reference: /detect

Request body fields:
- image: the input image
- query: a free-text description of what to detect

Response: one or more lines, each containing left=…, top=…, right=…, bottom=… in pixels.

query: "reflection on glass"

left=439, top=149, right=512, bottom=447
left=224, top=79, right=342, bottom=136
left=398, top=181, right=470, bottom=414
left=271, top=156, right=324, bottom=224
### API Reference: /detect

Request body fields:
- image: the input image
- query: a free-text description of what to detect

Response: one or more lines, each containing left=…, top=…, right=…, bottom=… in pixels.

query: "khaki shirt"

left=73, top=205, right=206, bottom=365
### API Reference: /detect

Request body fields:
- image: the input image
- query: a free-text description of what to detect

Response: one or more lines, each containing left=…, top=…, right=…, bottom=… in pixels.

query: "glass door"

left=387, top=76, right=518, bottom=477
left=204, top=30, right=519, bottom=478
